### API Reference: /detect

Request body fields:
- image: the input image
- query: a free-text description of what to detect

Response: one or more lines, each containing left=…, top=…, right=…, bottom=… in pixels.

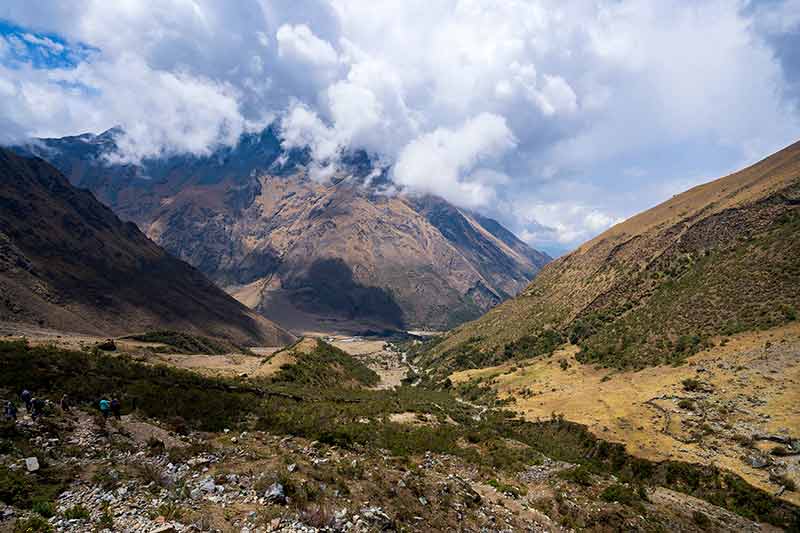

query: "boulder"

left=24, top=457, right=39, bottom=472
left=97, top=339, right=117, bottom=351
left=264, top=483, right=286, bottom=504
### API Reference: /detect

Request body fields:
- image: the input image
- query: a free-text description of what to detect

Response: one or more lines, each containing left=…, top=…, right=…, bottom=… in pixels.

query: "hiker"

left=99, top=398, right=111, bottom=419
left=20, top=389, right=32, bottom=411
left=60, top=394, right=71, bottom=412
left=30, top=398, right=45, bottom=420
left=3, top=401, right=16, bottom=421
left=110, top=398, right=121, bottom=421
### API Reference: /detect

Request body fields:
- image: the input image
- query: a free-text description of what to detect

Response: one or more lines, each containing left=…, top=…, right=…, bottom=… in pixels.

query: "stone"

left=744, top=454, right=770, bottom=468
left=360, top=506, right=391, bottom=525
left=264, top=483, right=286, bottom=504
left=151, top=525, right=176, bottom=533
left=287, top=463, right=297, bottom=473
left=24, top=457, right=40, bottom=472
left=201, top=481, right=216, bottom=493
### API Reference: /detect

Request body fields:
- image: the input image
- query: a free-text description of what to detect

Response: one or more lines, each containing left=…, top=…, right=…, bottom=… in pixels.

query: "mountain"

left=0, top=148, right=294, bottom=346
left=423, top=140, right=800, bottom=373
left=17, top=128, right=550, bottom=333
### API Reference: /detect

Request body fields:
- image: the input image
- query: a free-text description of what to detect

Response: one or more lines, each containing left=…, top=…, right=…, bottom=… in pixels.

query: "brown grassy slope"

left=0, top=149, right=294, bottom=346
left=449, top=323, right=800, bottom=507
left=426, top=140, right=800, bottom=371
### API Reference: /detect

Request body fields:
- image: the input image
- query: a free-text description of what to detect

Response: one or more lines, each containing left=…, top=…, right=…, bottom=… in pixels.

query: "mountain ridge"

left=15, top=127, right=551, bottom=333
left=0, top=148, right=294, bottom=345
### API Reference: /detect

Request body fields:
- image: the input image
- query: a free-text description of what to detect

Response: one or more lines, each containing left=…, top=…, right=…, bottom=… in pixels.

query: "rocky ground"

left=0, top=396, right=789, bottom=531
left=1, top=332, right=796, bottom=531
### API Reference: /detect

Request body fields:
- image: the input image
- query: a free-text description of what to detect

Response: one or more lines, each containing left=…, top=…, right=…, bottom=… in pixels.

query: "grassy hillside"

left=268, top=338, right=380, bottom=388
left=422, top=140, right=800, bottom=374
left=0, top=339, right=797, bottom=528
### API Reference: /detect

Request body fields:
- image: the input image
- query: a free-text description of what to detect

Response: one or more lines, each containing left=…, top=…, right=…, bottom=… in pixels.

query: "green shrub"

left=487, top=479, right=527, bottom=498
left=31, top=500, right=55, bottom=518
left=62, top=505, right=89, bottom=520
left=678, top=399, right=694, bottom=410
left=557, top=466, right=593, bottom=486
left=0, top=466, right=66, bottom=510
left=13, top=515, right=53, bottom=533
left=692, top=510, right=711, bottom=529
left=0, top=340, right=255, bottom=431
left=98, top=504, right=113, bottom=530
left=681, top=378, right=703, bottom=392
left=770, top=473, right=797, bottom=492
left=123, top=330, right=246, bottom=355
left=151, top=501, right=183, bottom=521
left=600, top=483, right=641, bottom=507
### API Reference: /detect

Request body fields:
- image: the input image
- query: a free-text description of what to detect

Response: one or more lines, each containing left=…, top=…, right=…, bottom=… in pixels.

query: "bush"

left=270, top=340, right=379, bottom=388
left=678, top=399, right=694, bottom=410
left=91, top=467, right=120, bottom=490
left=0, top=340, right=256, bottom=431
left=692, top=510, right=711, bottom=529
left=770, top=473, right=797, bottom=492
left=681, top=378, right=703, bottom=392
left=487, top=479, right=527, bottom=498
left=62, top=505, right=90, bottom=520
left=123, top=330, right=245, bottom=355
left=0, top=466, right=66, bottom=510
left=599, top=484, right=642, bottom=507
left=152, top=501, right=184, bottom=521
left=31, top=500, right=55, bottom=518
left=557, top=466, right=593, bottom=486
left=146, top=437, right=166, bottom=456
left=13, top=515, right=53, bottom=533
left=98, top=503, right=114, bottom=529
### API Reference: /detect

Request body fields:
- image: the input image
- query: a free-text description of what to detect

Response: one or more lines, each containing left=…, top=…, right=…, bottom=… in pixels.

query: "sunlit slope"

left=425, top=140, right=800, bottom=372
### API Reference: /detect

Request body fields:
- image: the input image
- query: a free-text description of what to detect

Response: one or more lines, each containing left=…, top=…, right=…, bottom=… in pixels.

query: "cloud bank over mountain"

left=1, top=1, right=799, bottom=253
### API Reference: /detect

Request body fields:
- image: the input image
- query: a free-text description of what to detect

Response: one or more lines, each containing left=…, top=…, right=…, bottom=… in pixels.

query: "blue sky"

left=1, top=1, right=799, bottom=256
left=0, top=19, right=94, bottom=69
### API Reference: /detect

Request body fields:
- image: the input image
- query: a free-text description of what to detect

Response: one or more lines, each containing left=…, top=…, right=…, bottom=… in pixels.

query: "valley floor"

left=451, top=323, right=800, bottom=507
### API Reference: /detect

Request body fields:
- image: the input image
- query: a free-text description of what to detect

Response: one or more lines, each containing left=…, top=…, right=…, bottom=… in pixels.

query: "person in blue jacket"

left=99, top=398, right=111, bottom=419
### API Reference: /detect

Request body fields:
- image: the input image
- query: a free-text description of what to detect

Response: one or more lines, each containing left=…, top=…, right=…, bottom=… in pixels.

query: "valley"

left=1, top=83, right=799, bottom=533
left=1, top=332, right=798, bottom=532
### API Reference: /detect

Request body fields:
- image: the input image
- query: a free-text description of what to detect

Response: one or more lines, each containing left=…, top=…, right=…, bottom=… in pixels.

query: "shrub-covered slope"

left=424, top=140, right=800, bottom=373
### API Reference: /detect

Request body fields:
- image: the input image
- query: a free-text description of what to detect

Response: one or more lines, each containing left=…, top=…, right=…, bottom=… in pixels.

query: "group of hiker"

left=5, top=389, right=47, bottom=421
left=3, top=389, right=125, bottom=423
left=99, top=397, right=122, bottom=420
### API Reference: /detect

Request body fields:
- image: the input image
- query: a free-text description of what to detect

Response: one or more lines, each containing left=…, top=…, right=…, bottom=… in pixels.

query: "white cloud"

left=276, top=23, right=339, bottom=68
left=392, top=113, right=516, bottom=208
left=21, top=33, right=65, bottom=54
left=0, top=54, right=255, bottom=162
left=1, top=0, right=799, bottom=249
left=515, top=201, right=623, bottom=245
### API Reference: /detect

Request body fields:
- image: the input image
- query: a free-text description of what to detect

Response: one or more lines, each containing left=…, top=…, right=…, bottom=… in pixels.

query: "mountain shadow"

left=286, top=258, right=405, bottom=329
